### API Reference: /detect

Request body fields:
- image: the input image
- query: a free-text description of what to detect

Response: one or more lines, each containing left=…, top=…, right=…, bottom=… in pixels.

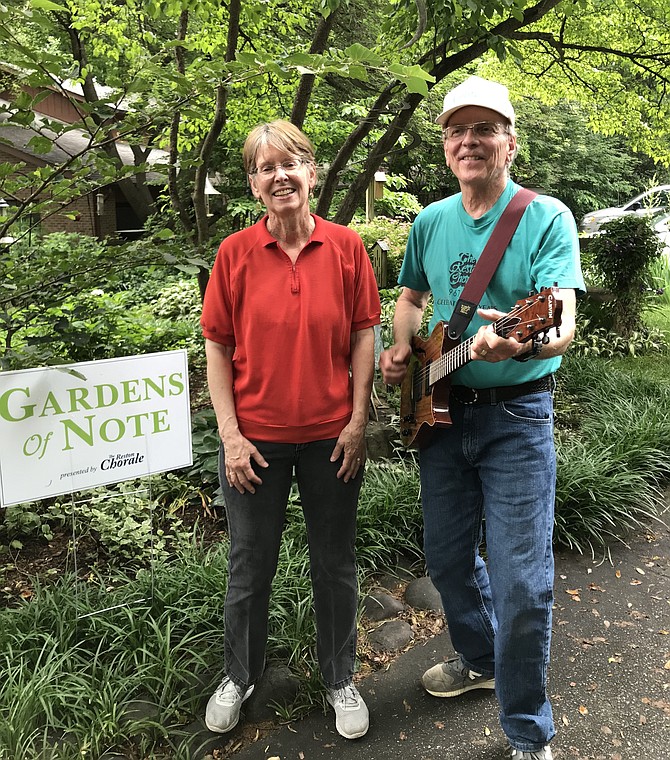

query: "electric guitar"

left=399, top=286, right=563, bottom=449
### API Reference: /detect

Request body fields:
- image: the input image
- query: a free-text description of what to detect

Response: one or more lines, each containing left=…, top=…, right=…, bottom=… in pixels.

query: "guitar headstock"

left=498, top=286, right=563, bottom=343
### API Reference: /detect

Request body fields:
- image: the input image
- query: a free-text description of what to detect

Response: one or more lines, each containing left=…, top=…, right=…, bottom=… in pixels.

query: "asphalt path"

left=227, top=524, right=670, bottom=760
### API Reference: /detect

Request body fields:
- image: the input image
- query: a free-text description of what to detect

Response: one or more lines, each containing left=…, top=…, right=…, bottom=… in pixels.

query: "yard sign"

left=0, top=350, right=192, bottom=506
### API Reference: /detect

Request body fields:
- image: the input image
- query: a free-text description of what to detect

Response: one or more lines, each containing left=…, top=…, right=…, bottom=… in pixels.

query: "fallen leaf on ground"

left=579, top=705, right=589, bottom=715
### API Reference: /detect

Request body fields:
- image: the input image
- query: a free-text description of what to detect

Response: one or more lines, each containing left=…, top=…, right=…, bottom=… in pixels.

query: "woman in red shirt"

left=201, top=120, right=381, bottom=740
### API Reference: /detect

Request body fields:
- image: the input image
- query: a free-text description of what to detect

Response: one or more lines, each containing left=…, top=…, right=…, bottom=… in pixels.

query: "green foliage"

left=152, top=279, right=201, bottom=321
left=587, top=215, right=663, bottom=336
left=510, top=99, right=659, bottom=220
left=372, top=174, right=423, bottom=221
left=0, top=232, right=202, bottom=369
left=0, top=459, right=425, bottom=759
left=349, top=216, right=411, bottom=286
left=2, top=350, right=670, bottom=756
left=647, top=255, right=670, bottom=308
left=1, top=480, right=192, bottom=567
left=554, top=355, right=670, bottom=552
left=187, top=407, right=223, bottom=501
left=571, top=317, right=669, bottom=359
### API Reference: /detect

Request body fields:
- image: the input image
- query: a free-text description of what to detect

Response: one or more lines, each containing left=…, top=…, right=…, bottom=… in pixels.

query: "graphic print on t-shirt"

left=449, top=251, right=476, bottom=296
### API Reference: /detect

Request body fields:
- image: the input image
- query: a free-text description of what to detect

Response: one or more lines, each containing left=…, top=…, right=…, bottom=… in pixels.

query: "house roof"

left=0, top=98, right=169, bottom=182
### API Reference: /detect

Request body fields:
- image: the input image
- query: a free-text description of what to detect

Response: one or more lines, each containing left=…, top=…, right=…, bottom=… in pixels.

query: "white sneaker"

left=509, top=745, right=553, bottom=760
left=205, top=676, right=254, bottom=733
left=326, top=684, right=369, bottom=739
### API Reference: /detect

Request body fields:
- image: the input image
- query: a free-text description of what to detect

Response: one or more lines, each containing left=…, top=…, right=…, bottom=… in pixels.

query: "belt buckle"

left=460, top=387, right=479, bottom=405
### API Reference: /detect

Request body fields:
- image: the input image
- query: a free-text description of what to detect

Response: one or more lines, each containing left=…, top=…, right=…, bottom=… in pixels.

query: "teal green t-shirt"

left=398, top=181, right=586, bottom=388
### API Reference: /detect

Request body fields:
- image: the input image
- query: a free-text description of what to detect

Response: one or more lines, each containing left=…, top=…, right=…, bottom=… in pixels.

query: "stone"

left=245, top=663, right=301, bottom=722
left=361, top=589, right=406, bottom=621
left=365, top=421, right=398, bottom=460
left=367, top=619, right=414, bottom=652
left=404, top=576, right=444, bottom=613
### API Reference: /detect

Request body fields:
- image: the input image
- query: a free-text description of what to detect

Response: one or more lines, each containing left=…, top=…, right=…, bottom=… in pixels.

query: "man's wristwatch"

left=512, top=336, right=543, bottom=362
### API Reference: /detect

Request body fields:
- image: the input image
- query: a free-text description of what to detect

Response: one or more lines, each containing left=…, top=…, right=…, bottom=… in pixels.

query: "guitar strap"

left=447, top=187, right=538, bottom=340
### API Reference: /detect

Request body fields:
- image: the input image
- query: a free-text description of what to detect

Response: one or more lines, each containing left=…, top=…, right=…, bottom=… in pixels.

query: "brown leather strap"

left=448, top=187, right=538, bottom=340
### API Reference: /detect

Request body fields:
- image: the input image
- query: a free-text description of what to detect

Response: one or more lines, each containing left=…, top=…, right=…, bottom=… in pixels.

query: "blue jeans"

left=420, top=390, right=556, bottom=752
left=220, top=438, right=361, bottom=691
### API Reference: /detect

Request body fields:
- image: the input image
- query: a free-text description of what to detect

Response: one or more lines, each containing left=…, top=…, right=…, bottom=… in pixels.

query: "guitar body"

left=397, top=286, right=563, bottom=450
left=400, top=322, right=456, bottom=449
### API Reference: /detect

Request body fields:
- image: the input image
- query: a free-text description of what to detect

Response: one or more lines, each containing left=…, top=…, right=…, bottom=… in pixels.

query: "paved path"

left=218, top=525, right=670, bottom=760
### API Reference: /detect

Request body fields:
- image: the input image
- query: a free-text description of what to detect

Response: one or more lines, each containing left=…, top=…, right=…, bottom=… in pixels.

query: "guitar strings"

left=412, top=309, right=530, bottom=388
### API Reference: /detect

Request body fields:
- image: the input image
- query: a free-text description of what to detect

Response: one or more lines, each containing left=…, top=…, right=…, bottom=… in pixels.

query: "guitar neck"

left=428, top=315, right=515, bottom=388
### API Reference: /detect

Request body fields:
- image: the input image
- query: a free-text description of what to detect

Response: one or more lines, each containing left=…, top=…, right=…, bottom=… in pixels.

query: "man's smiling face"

left=443, top=105, right=516, bottom=191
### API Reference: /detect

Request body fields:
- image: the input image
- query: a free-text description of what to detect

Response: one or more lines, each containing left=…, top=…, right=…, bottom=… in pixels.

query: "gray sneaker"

left=421, top=654, right=495, bottom=697
left=205, top=676, right=254, bottom=733
left=508, top=745, right=553, bottom=760
left=326, top=684, right=369, bottom=739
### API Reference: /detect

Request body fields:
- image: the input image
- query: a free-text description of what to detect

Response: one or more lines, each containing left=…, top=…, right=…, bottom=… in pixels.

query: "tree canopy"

left=0, top=0, right=668, bottom=267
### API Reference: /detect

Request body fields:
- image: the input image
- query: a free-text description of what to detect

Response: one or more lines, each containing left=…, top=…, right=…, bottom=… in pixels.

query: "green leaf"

left=30, top=0, right=68, bottom=10
left=26, top=135, right=54, bottom=154
left=344, top=43, right=383, bottom=66
left=175, top=264, right=201, bottom=275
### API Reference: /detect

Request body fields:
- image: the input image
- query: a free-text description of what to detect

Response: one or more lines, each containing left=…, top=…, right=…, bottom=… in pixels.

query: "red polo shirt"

left=201, top=215, right=381, bottom=443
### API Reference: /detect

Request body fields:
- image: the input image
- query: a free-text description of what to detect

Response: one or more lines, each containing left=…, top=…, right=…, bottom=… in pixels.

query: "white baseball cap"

left=436, top=75, right=515, bottom=127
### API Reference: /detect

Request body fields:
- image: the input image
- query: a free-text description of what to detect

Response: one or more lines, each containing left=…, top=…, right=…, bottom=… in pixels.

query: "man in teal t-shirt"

left=380, top=76, right=585, bottom=760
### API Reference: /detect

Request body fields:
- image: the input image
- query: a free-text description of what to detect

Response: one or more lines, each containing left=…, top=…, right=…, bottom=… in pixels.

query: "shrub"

left=349, top=217, right=411, bottom=286
left=586, top=215, right=663, bottom=336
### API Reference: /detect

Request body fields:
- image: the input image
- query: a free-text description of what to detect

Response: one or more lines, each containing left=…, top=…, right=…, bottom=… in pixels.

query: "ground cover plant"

left=2, top=239, right=670, bottom=758
left=0, top=460, right=422, bottom=760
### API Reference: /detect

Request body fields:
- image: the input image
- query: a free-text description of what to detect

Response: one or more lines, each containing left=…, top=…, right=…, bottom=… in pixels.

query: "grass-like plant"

left=2, top=358, right=670, bottom=757
left=554, top=355, right=670, bottom=551
left=0, top=461, right=425, bottom=760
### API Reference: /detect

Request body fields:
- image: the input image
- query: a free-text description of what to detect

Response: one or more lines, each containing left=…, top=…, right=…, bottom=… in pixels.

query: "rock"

left=119, top=697, right=161, bottom=728
left=167, top=720, right=222, bottom=758
left=361, top=589, right=406, bottom=621
left=404, top=576, right=443, bottom=613
left=365, top=421, right=398, bottom=460
left=244, top=663, right=301, bottom=722
left=367, top=619, right=414, bottom=651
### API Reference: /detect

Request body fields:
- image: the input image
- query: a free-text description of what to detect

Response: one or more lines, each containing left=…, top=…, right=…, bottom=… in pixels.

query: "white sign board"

left=0, top=351, right=192, bottom=506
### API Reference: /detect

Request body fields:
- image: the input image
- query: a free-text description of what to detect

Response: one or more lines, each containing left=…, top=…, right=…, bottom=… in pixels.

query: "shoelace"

left=333, top=685, right=360, bottom=709
left=214, top=679, right=241, bottom=705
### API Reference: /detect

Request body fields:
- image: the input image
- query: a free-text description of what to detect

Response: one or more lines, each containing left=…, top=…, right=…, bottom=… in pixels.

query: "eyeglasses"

left=443, top=121, right=508, bottom=141
left=250, top=158, right=309, bottom=177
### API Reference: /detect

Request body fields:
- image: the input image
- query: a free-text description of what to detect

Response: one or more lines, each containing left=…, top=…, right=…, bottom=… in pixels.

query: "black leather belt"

left=450, top=375, right=554, bottom=406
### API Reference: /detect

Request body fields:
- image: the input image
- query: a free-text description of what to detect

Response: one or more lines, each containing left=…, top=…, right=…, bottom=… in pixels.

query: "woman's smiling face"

left=249, top=144, right=316, bottom=220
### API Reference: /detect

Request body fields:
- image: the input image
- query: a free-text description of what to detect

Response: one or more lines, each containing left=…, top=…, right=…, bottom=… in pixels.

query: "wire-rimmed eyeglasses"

left=249, top=158, right=310, bottom=177
left=443, top=121, right=508, bottom=141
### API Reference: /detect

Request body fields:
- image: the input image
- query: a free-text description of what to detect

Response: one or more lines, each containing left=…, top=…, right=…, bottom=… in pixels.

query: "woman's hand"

left=330, top=419, right=366, bottom=483
left=223, top=431, right=268, bottom=494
